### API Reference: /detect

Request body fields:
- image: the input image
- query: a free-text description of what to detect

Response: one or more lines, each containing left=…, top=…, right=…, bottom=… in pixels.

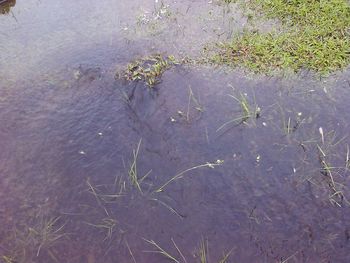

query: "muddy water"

left=1, top=0, right=350, bottom=262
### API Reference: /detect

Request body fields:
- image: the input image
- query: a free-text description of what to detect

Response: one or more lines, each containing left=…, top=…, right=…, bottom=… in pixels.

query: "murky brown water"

left=1, top=0, right=350, bottom=262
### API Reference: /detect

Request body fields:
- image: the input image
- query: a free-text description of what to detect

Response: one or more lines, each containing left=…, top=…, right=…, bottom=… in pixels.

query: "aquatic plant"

left=171, top=86, right=204, bottom=124
left=86, top=179, right=110, bottom=216
left=217, top=89, right=260, bottom=132
left=155, top=160, right=224, bottom=193
left=6, top=216, right=67, bottom=260
left=211, top=0, right=350, bottom=74
left=186, top=86, right=204, bottom=122
left=86, top=217, right=118, bottom=241
left=150, top=198, right=185, bottom=219
left=221, top=0, right=236, bottom=3
left=317, top=144, right=348, bottom=207
left=2, top=256, right=16, bottom=263
left=144, top=237, right=232, bottom=263
left=125, top=241, right=137, bottom=263
left=198, top=238, right=208, bottom=263
left=30, top=216, right=67, bottom=257
left=144, top=238, right=180, bottom=263
left=117, top=54, right=178, bottom=87
left=280, top=110, right=305, bottom=135
left=313, top=130, right=350, bottom=207
left=0, top=0, right=16, bottom=15
left=128, top=139, right=152, bottom=193
left=218, top=250, right=233, bottom=263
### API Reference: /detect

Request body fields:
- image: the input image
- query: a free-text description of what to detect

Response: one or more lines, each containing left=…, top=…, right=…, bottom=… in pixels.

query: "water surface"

left=1, top=0, right=350, bottom=262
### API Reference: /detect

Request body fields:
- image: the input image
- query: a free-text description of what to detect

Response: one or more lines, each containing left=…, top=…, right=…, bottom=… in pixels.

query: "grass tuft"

left=143, top=238, right=180, bottom=263
left=128, top=139, right=152, bottom=193
left=198, top=238, right=209, bottom=263
left=86, top=217, right=118, bottom=241
left=217, top=88, right=260, bottom=132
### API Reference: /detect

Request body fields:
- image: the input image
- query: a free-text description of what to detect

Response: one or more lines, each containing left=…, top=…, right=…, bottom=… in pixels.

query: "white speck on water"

left=207, top=162, right=215, bottom=168
left=79, top=150, right=86, bottom=155
left=177, top=110, right=184, bottom=116
left=256, top=155, right=261, bottom=162
left=319, top=127, right=324, bottom=144
left=73, top=70, right=81, bottom=79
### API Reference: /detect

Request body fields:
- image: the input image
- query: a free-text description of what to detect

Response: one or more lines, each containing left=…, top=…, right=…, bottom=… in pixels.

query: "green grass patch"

left=213, top=0, right=350, bottom=74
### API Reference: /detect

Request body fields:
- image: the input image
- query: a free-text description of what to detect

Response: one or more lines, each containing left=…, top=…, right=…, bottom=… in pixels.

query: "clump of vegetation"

left=143, top=237, right=232, bottom=263
left=217, top=89, right=260, bottom=132
left=86, top=217, right=118, bottom=241
left=127, top=139, right=152, bottom=193
left=315, top=129, right=350, bottom=207
left=1, top=216, right=67, bottom=263
left=212, top=0, right=350, bottom=74
left=217, top=0, right=233, bottom=4
left=0, top=0, right=16, bottom=15
left=117, top=54, right=178, bottom=87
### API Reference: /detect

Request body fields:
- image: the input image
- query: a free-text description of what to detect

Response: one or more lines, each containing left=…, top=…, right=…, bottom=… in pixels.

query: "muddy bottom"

left=1, top=0, right=350, bottom=263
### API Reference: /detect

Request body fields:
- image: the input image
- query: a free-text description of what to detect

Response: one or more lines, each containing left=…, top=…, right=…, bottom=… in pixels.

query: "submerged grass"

left=313, top=129, right=350, bottom=207
left=198, top=238, right=209, bottom=263
left=155, top=160, right=224, bottom=193
left=217, top=88, right=260, bottom=132
left=36, top=218, right=65, bottom=256
left=143, top=239, right=180, bottom=263
left=143, top=237, right=232, bottom=263
left=186, top=86, right=204, bottom=122
left=128, top=139, right=152, bottom=193
left=5, top=216, right=67, bottom=262
left=86, top=217, right=118, bottom=241
left=212, top=0, right=350, bottom=74
left=279, top=108, right=304, bottom=135
left=218, top=250, right=233, bottom=263
left=150, top=198, right=185, bottom=219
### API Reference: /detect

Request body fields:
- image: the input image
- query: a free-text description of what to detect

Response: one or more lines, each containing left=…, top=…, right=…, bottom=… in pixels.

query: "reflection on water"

left=0, top=0, right=15, bottom=15
left=1, top=0, right=350, bottom=262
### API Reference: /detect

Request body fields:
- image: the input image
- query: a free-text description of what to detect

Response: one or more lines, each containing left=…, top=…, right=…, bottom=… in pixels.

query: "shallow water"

left=1, top=0, right=350, bottom=262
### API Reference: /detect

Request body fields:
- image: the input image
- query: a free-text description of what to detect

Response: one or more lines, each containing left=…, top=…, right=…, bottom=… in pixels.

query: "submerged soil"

left=1, top=0, right=350, bottom=262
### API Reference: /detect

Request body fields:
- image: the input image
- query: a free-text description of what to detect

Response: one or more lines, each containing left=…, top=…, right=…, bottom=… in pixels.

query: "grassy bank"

left=213, top=0, right=350, bottom=74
